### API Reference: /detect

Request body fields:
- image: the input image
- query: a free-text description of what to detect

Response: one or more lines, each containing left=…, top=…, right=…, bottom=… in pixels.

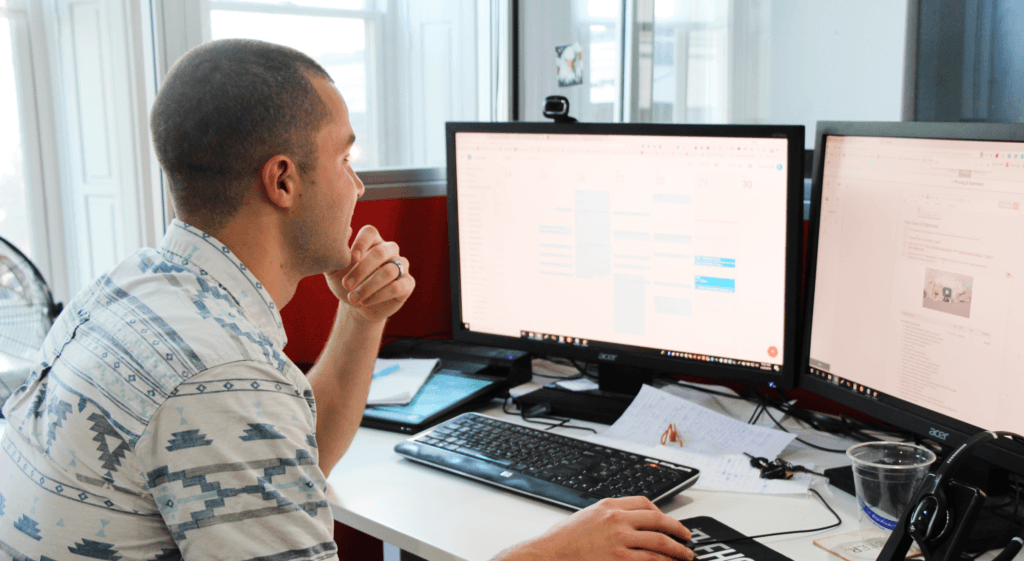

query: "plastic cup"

left=847, top=441, right=936, bottom=534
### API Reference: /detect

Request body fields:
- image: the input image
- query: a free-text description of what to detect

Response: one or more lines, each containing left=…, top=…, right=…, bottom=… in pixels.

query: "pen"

left=372, top=364, right=401, bottom=380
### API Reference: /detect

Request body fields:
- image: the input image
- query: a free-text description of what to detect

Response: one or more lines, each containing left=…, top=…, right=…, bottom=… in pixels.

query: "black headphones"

left=896, top=430, right=1024, bottom=561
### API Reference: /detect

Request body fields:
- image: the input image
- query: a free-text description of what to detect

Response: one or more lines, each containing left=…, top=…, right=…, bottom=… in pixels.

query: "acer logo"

left=929, top=428, right=949, bottom=441
left=598, top=353, right=618, bottom=361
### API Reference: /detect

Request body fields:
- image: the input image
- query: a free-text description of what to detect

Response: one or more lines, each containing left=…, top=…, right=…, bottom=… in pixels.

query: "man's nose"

left=353, top=168, right=365, bottom=198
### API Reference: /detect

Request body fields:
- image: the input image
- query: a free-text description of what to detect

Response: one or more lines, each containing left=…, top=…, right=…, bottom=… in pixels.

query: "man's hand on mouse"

left=492, top=496, right=694, bottom=561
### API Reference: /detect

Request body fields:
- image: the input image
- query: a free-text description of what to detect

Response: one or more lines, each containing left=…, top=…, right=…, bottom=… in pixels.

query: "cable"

left=745, top=390, right=765, bottom=424
left=569, top=359, right=596, bottom=379
left=501, top=394, right=598, bottom=434
left=666, top=377, right=884, bottom=449
left=671, top=380, right=748, bottom=400
left=668, top=377, right=878, bottom=453
left=526, top=413, right=597, bottom=434
left=687, top=488, right=841, bottom=547
left=761, top=407, right=851, bottom=453
left=531, top=356, right=592, bottom=380
left=667, top=376, right=892, bottom=446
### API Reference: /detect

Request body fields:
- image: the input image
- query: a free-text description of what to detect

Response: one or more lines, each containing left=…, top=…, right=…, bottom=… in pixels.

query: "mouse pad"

left=679, top=516, right=794, bottom=561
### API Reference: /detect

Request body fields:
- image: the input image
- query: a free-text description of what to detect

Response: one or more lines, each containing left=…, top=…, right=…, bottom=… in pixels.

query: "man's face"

left=288, top=77, right=365, bottom=275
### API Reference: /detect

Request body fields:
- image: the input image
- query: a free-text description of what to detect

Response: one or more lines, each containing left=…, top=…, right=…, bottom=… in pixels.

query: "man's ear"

left=258, top=155, right=302, bottom=210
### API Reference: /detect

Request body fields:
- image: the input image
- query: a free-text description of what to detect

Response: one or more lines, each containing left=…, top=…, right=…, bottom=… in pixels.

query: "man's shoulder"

left=37, top=248, right=295, bottom=422
left=81, top=247, right=289, bottom=373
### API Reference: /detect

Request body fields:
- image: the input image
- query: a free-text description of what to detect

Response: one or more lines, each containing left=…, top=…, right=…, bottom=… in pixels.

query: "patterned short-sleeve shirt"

left=0, top=220, right=337, bottom=560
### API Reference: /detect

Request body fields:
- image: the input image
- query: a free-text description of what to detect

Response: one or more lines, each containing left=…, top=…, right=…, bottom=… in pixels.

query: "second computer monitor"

left=803, top=121, right=1024, bottom=469
left=447, top=122, right=805, bottom=390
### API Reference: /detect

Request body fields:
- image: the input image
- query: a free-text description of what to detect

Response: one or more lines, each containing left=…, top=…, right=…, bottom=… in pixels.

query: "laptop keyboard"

left=394, top=412, right=700, bottom=510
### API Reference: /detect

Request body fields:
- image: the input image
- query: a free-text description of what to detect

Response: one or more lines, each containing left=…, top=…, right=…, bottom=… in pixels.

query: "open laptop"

left=360, top=370, right=503, bottom=434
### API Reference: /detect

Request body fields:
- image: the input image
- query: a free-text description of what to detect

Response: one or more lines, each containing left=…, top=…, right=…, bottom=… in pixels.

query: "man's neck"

left=189, top=214, right=301, bottom=310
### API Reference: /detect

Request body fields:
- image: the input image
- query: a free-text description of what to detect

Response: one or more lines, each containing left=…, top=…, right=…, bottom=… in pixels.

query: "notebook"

left=368, top=358, right=441, bottom=406
left=361, top=370, right=502, bottom=433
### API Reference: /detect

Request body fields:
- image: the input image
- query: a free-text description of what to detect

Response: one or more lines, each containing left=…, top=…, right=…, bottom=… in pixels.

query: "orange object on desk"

left=661, top=422, right=683, bottom=446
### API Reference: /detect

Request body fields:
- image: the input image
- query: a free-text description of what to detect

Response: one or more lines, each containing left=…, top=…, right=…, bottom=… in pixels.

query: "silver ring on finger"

left=387, top=259, right=403, bottom=280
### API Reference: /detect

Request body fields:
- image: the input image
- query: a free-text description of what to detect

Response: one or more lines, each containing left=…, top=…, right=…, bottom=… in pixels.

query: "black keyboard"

left=394, top=412, right=701, bottom=510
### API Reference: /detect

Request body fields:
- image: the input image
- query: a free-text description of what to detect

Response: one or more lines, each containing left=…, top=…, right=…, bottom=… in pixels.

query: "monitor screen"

left=447, top=122, right=805, bottom=390
left=803, top=121, right=1024, bottom=466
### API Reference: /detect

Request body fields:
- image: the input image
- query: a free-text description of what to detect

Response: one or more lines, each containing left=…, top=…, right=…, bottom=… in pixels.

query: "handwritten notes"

left=602, top=385, right=795, bottom=458
left=590, top=385, right=814, bottom=494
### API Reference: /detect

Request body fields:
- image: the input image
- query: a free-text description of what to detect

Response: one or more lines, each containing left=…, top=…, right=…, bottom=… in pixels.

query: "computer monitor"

left=446, top=122, right=805, bottom=420
left=802, top=121, right=1024, bottom=472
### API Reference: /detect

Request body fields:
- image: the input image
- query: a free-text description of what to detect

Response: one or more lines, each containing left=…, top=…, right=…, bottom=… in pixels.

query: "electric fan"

left=0, top=235, right=62, bottom=405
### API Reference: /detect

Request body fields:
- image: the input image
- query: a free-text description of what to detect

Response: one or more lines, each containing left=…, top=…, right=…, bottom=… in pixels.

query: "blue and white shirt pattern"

left=0, top=220, right=336, bottom=561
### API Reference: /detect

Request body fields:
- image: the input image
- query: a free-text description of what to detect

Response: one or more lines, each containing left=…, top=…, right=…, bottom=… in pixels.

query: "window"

left=209, top=3, right=380, bottom=168
left=200, top=0, right=509, bottom=172
left=520, top=0, right=624, bottom=123
left=0, top=8, right=32, bottom=259
left=642, top=0, right=908, bottom=148
left=520, top=0, right=908, bottom=150
left=0, top=1, right=63, bottom=298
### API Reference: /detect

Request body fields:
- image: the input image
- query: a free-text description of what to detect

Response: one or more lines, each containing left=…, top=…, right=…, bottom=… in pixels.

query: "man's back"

left=0, top=221, right=336, bottom=560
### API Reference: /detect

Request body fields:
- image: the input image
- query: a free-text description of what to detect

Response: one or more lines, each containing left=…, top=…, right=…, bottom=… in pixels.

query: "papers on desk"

left=589, top=385, right=818, bottom=494
left=603, top=385, right=795, bottom=457
left=367, top=358, right=440, bottom=406
left=554, top=378, right=599, bottom=392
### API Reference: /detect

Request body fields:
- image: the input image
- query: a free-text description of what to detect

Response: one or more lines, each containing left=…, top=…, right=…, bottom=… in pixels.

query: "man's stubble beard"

left=286, top=183, right=351, bottom=278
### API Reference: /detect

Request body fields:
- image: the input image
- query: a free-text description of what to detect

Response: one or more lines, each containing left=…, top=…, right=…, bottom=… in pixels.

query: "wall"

left=990, top=0, right=1024, bottom=122
left=768, top=0, right=907, bottom=137
left=280, top=196, right=453, bottom=365
left=914, top=0, right=1024, bottom=123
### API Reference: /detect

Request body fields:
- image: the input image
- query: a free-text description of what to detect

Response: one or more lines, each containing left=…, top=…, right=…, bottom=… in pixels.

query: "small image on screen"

left=922, top=268, right=973, bottom=319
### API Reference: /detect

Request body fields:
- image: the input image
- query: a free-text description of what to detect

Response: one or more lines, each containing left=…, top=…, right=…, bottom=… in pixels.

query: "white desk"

left=0, top=379, right=1018, bottom=560
left=326, top=375, right=872, bottom=561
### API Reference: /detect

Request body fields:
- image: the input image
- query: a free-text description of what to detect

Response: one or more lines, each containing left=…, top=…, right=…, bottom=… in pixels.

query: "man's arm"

left=137, top=362, right=338, bottom=560
left=306, top=225, right=414, bottom=473
left=306, top=305, right=384, bottom=472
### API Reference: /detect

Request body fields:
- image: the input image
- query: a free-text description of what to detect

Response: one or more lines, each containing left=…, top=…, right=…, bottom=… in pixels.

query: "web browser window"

left=808, top=136, right=1024, bottom=434
left=454, top=131, right=790, bottom=367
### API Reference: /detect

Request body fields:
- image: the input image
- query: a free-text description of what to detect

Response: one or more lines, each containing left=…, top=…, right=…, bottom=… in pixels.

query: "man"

left=0, top=39, right=693, bottom=561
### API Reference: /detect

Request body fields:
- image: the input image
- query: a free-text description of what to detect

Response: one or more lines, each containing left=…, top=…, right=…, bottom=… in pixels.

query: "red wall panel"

left=280, top=196, right=453, bottom=364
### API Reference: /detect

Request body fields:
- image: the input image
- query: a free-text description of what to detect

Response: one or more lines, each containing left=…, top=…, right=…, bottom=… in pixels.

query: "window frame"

left=155, top=0, right=512, bottom=202
left=1, top=2, right=68, bottom=301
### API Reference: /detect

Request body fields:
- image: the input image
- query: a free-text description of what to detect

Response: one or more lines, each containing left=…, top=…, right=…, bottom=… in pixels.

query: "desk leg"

left=383, top=544, right=428, bottom=561
left=334, top=520, right=384, bottom=561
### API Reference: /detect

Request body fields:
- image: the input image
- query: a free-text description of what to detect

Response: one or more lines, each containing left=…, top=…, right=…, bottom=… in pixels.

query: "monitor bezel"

left=801, top=120, right=1024, bottom=469
left=446, top=121, right=805, bottom=390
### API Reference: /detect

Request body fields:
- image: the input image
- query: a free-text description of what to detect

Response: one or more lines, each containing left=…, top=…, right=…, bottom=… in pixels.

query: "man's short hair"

left=151, top=39, right=332, bottom=229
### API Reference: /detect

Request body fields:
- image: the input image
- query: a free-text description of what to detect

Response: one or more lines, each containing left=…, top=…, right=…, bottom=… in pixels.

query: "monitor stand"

left=515, top=363, right=652, bottom=424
